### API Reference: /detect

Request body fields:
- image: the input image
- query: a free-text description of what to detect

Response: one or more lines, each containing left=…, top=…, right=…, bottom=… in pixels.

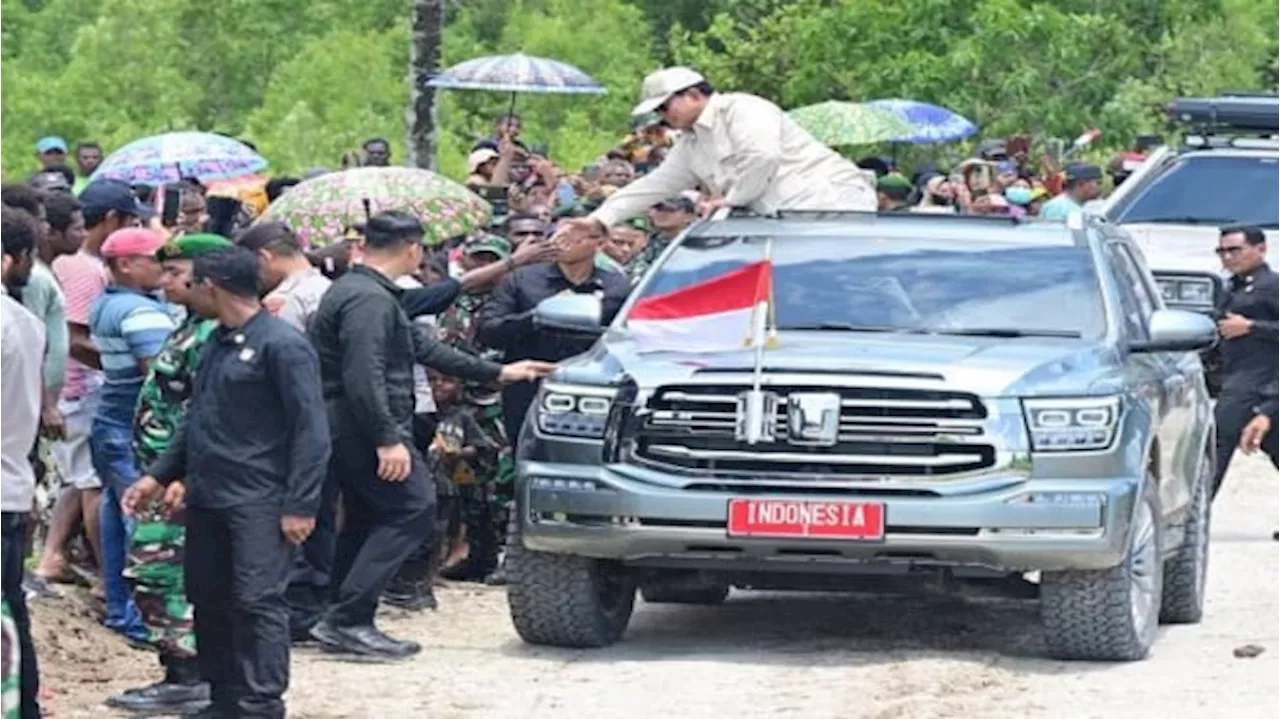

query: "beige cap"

left=468, top=148, right=500, bottom=173
left=632, top=67, right=706, bottom=116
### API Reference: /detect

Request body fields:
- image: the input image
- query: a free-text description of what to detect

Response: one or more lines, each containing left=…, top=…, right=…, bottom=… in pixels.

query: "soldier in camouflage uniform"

left=435, top=237, right=520, bottom=582
left=106, top=234, right=231, bottom=715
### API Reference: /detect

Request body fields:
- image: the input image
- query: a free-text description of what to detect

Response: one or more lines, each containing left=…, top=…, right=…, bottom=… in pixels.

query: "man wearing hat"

left=573, top=67, right=875, bottom=234
left=1039, top=163, right=1104, bottom=220
left=35, top=136, right=69, bottom=171
left=107, top=234, right=231, bottom=715
left=876, top=173, right=915, bottom=212
left=90, top=227, right=175, bottom=644
left=629, top=195, right=698, bottom=280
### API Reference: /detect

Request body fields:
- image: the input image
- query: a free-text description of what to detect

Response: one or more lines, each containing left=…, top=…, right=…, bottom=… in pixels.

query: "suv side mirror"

left=1130, top=309, right=1218, bottom=353
left=533, top=293, right=604, bottom=336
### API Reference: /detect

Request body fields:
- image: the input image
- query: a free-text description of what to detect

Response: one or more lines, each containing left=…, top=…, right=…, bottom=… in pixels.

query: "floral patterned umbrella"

left=256, top=167, right=491, bottom=249
left=90, top=132, right=267, bottom=185
left=787, top=101, right=914, bottom=147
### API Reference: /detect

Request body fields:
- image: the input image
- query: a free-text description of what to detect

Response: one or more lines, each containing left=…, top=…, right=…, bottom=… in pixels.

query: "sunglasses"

left=1215, top=246, right=1246, bottom=257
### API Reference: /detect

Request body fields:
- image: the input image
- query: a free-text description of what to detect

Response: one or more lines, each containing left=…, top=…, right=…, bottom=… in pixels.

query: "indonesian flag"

left=627, top=260, right=773, bottom=353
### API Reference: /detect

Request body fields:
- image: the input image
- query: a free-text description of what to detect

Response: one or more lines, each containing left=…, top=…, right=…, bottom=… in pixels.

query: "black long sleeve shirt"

left=148, top=311, right=331, bottom=517
left=475, top=261, right=630, bottom=364
left=310, top=265, right=500, bottom=447
left=1218, top=263, right=1278, bottom=393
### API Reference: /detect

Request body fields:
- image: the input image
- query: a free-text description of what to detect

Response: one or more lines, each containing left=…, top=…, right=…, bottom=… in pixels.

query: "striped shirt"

left=89, top=287, right=176, bottom=426
left=52, top=250, right=110, bottom=399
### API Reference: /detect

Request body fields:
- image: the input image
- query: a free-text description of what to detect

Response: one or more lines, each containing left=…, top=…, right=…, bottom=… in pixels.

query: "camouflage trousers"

left=123, top=505, right=196, bottom=659
left=1, top=600, right=17, bottom=719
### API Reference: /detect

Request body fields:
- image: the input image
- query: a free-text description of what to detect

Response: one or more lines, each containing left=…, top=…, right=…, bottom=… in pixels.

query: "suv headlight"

left=536, top=383, right=616, bottom=439
left=1154, top=275, right=1216, bottom=310
left=1022, top=397, right=1121, bottom=452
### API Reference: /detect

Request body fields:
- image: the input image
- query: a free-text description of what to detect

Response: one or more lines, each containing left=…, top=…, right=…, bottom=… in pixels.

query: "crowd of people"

left=0, top=66, right=1274, bottom=719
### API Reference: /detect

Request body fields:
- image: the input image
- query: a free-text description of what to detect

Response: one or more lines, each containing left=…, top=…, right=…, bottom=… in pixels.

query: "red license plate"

left=726, top=499, right=885, bottom=540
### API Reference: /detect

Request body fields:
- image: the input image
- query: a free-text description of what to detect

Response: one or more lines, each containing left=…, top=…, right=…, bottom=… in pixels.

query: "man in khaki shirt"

left=586, top=67, right=876, bottom=229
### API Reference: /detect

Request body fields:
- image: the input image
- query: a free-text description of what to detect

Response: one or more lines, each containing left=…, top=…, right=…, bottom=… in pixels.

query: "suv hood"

left=566, top=332, right=1123, bottom=398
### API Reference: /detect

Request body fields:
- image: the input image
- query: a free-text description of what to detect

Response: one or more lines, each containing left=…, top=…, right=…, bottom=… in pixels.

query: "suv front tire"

left=507, top=542, right=636, bottom=648
left=1040, top=477, right=1163, bottom=661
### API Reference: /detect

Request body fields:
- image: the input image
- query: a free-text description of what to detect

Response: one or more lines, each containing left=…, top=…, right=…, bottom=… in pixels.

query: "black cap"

left=1065, top=163, right=1103, bottom=183
left=651, top=195, right=696, bottom=214
left=78, top=179, right=155, bottom=219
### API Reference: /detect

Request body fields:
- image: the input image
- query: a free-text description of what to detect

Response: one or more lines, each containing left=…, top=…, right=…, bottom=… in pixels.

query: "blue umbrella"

left=426, top=53, right=606, bottom=95
left=865, top=99, right=977, bottom=144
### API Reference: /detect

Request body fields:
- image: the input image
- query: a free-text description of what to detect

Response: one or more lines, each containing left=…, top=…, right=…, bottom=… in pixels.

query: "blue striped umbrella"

left=426, top=53, right=606, bottom=95
left=865, top=99, right=977, bottom=144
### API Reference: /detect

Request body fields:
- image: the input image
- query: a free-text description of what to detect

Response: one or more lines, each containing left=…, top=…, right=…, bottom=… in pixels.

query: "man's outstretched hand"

left=499, top=360, right=557, bottom=384
left=122, top=476, right=185, bottom=517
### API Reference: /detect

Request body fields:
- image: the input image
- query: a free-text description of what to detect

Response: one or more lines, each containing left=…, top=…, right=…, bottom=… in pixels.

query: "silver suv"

left=507, top=211, right=1218, bottom=662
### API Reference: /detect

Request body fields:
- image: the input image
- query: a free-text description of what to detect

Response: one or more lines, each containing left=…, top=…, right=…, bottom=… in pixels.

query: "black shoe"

left=105, top=681, right=210, bottom=713
left=382, top=586, right=438, bottom=612
left=484, top=568, right=508, bottom=586
left=311, top=621, right=420, bottom=660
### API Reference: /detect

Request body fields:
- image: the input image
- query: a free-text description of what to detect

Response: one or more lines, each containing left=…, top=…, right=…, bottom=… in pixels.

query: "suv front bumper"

left=517, top=461, right=1141, bottom=574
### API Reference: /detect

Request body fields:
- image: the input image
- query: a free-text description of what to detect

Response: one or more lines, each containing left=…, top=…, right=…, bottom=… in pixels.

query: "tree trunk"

left=407, top=0, right=444, bottom=170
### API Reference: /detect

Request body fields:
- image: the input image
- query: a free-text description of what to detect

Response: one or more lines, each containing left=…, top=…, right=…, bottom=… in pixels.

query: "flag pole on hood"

left=741, top=236, right=776, bottom=445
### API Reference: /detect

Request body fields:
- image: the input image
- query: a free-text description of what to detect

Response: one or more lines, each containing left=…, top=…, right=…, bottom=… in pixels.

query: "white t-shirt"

left=395, top=276, right=438, bottom=415
left=2, top=292, right=45, bottom=511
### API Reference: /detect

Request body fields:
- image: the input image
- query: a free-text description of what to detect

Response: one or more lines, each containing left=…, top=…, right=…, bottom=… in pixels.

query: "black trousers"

left=2, top=513, right=39, bottom=719
left=284, top=469, right=340, bottom=637
left=326, top=434, right=434, bottom=627
left=1213, top=388, right=1280, bottom=500
left=185, top=503, right=293, bottom=719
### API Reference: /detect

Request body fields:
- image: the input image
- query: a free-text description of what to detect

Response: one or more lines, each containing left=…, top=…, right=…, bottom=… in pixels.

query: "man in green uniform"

left=436, top=237, right=514, bottom=584
left=107, top=234, right=231, bottom=715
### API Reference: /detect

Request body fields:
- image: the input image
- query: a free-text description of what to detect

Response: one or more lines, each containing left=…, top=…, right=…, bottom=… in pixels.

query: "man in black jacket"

left=477, top=220, right=630, bottom=448
left=306, top=211, right=551, bottom=659
left=1211, top=225, right=1278, bottom=499
left=124, top=247, right=330, bottom=719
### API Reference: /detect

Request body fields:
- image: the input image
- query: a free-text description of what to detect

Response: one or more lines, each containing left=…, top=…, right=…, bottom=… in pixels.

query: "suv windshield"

left=1110, top=155, right=1279, bottom=228
left=633, top=235, right=1106, bottom=339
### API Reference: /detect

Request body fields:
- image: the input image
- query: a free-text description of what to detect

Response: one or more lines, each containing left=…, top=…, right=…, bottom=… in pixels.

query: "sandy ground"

left=32, top=452, right=1278, bottom=719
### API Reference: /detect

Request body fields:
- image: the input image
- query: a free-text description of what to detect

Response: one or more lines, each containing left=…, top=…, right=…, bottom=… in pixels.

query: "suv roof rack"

left=716, top=208, right=1026, bottom=224
left=1168, top=95, right=1279, bottom=133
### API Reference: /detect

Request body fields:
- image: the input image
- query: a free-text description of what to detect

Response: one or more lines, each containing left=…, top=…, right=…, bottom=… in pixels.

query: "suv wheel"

left=1041, top=478, right=1163, bottom=661
left=506, top=542, right=636, bottom=648
left=640, top=580, right=731, bottom=605
left=1160, top=454, right=1211, bottom=623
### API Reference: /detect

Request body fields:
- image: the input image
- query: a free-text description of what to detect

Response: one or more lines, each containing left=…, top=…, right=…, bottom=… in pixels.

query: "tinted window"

left=1106, top=244, right=1154, bottom=341
left=634, top=236, right=1107, bottom=339
left=1111, top=155, right=1279, bottom=228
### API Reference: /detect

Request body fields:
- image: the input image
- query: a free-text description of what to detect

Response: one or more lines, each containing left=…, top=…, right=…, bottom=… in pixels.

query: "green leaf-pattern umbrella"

left=256, top=167, right=492, bottom=249
left=787, top=101, right=914, bottom=147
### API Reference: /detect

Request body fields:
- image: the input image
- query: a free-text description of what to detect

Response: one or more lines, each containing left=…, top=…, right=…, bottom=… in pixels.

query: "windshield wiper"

left=928, top=328, right=1081, bottom=338
left=785, top=323, right=925, bottom=333
left=1132, top=216, right=1237, bottom=226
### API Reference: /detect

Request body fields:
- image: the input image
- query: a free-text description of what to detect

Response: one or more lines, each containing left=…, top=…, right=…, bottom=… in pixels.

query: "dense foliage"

left=2, top=0, right=1275, bottom=180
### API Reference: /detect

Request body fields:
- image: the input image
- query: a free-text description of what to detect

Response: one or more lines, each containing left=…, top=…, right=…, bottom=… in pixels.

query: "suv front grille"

left=632, top=384, right=994, bottom=477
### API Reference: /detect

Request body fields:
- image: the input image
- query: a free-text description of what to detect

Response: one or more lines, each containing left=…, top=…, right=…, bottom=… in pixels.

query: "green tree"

left=1, top=0, right=1275, bottom=181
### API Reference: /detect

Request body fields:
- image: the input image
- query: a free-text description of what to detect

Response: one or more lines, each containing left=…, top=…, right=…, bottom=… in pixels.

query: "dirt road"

left=37, top=453, right=1278, bottom=719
